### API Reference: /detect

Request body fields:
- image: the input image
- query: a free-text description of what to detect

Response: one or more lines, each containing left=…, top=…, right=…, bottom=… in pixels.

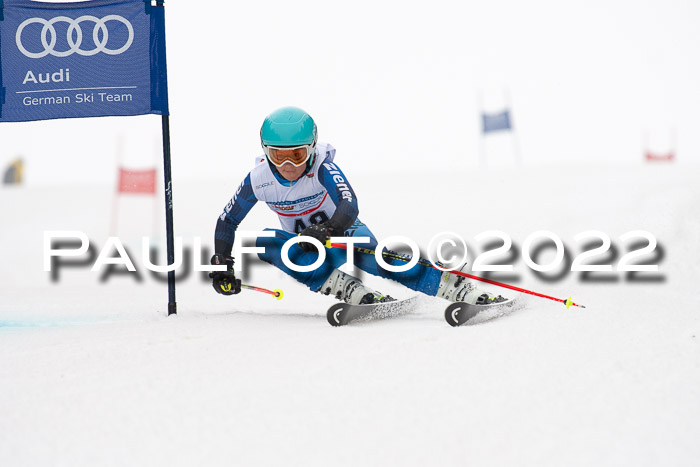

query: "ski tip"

left=444, top=305, right=461, bottom=327
left=327, top=304, right=345, bottom=326
left=273, top=289, right=284, bottom=300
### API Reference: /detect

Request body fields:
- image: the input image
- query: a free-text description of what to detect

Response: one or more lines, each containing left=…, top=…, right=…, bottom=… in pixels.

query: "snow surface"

left=1, top=165, right=699, bottom=467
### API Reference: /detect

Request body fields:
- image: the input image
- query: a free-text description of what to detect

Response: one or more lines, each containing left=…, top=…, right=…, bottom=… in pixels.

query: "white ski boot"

left=436, top=266, right=508, bottom=304
left=318, top=269, right=393, bottom=305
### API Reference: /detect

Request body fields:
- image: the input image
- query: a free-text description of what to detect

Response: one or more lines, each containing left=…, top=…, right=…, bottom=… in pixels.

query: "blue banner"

left=0, top=0, right=168, bottom=122
left=482, top=110, right=512, bottom=134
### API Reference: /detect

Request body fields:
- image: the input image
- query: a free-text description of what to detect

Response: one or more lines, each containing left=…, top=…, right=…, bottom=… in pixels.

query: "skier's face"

left=277, top=162, right=306, bottom=181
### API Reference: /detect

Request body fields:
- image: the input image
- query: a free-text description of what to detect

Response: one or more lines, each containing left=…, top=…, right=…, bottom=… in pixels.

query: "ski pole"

left=325, top=241, right=585, bottom=309
left=240, top=284, right=284, bottom=300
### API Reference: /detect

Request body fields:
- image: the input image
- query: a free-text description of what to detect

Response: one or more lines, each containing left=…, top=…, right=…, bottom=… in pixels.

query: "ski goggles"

left=263, top=144, right=315, bottom=168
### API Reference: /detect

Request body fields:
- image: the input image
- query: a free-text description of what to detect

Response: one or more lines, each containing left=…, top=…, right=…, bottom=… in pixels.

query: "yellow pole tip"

left=565, top=297, right=573, bottom=309
left=273, top=289, right=284, bottom=300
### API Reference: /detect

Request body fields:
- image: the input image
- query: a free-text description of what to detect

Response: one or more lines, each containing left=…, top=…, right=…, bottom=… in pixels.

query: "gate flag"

left=482, top=110, right=512, bottom=134
left=118, top=167, right=156, bottom=194
left=0, top=0, right=168, bottom=122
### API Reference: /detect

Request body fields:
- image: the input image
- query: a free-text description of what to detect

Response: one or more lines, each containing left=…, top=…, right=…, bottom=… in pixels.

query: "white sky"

left=1, top=0, right=699, bottom=185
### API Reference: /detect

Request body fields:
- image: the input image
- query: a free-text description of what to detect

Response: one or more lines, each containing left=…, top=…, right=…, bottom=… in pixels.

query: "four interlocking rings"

left=15, top=15, right=134, bottom=59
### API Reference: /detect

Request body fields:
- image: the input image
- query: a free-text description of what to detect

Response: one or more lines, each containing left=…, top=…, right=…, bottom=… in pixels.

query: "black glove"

left=208, top=254, right=241, bottom=295
left=298, top=222, right=336, bottom=252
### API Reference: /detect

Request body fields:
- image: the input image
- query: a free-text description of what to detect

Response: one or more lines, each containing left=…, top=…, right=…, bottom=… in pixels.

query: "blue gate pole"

left=161, top=114, right=177, bottom=316
left=154, top=0, right=176, bottom=316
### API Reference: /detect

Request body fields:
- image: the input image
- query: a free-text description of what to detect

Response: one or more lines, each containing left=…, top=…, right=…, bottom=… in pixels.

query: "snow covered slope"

left=1, top=165, right=699, bottom=467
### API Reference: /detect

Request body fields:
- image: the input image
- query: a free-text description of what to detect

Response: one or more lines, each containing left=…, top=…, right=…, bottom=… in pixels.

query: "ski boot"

left=436, top=266, right=509, bottom=304
left=318, top=269, right=394, bottom=305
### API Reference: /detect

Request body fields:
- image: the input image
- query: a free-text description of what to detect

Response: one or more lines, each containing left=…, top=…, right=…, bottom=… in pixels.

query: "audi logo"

left=15, top=15, right=134, bottom=59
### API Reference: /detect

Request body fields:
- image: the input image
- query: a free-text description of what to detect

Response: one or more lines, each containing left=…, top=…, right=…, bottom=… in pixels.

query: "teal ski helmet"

left=260, top=106, right=317, bottom=149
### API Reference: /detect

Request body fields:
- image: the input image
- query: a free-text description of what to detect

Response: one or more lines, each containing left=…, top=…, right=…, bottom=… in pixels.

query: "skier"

left=210, top=106, right=506, bottom=306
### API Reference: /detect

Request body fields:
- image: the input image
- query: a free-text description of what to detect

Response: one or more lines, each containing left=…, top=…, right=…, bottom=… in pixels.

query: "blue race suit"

left=214, top=143, right=441, bottom=294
